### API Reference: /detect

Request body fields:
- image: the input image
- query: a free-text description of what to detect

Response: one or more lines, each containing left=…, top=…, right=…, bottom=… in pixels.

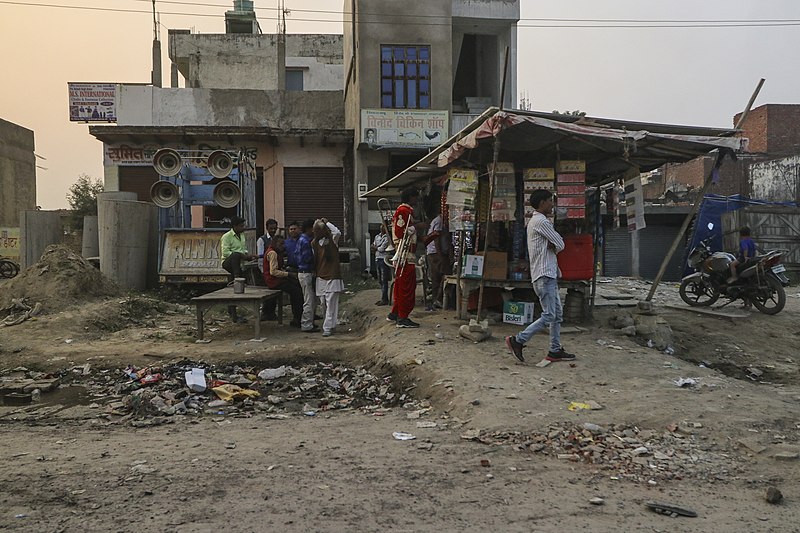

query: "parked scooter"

left=679, top=223, right=790, bottom=315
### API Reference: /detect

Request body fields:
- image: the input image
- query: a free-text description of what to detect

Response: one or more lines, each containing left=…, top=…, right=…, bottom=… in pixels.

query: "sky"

left=1, top=0, right=799, bottom=209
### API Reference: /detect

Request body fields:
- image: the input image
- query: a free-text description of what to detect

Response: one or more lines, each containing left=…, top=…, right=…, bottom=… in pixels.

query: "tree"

left=67, top=174, right=104, bottom=230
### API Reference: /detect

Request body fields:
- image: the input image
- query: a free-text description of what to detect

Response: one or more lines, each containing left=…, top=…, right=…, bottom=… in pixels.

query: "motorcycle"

left=0, top=257, right=20, bottom=279
left=679, top=225, right=790, bottom=315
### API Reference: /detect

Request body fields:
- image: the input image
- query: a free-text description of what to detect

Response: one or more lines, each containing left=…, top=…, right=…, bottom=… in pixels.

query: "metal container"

left=233, top=277, right=246, bottom=294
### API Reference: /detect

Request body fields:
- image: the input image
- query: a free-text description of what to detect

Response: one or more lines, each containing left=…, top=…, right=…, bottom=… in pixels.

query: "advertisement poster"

left=361, top=109, right=448, bottom=148
left=624, top=173, right=646, bottom=232
left=103, top=143, right=258, bottom=167
left=68, top=82, right=117, bottom=122
left=0, top=227, right=20, bottom=262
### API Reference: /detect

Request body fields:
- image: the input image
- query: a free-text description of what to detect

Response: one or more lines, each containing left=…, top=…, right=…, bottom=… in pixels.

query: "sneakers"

left=396, top=318, right=420, bottom=328
left=322, top=330, right=333, bottom=337
left=546, top=347, right=576, bottom=362
left=387, top=312, right=398, bottom=322
left=375, top=300, right=389, bottom=306
left=301, top=326, right=320, bottom=333
left=505, top=336, right=524, bottom=362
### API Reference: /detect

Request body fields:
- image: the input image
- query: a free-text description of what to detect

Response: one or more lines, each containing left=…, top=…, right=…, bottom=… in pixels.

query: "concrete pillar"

left=631, top=229, right=640, bottom=278
left=19, top=210, right=62, bottom=268
left=96, top=192, right=137, bottom=266
left=81, top=216, right=99, bottom=258
left=99, top=199, right=155, bottom=291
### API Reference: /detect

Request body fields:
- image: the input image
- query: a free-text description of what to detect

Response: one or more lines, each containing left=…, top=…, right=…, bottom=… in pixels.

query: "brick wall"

left=734, top=104, right=800, bottom=155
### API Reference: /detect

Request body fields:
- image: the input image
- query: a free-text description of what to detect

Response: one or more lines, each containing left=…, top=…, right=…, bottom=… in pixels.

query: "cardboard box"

left=462, top=254, right=484, bottom=279
left=503, top=301, right=535, bottom=325
left=524, top=168, right=555, bottom=180
left=557, top=160, right=586, bottom=173
left=556, top=172, right=586, bottom=184
left=479, top=251, right=508, bottom=280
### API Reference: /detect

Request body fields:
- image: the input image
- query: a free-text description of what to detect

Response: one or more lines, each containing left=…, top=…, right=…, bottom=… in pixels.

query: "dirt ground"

left=1, top=272, right=800, bottom=532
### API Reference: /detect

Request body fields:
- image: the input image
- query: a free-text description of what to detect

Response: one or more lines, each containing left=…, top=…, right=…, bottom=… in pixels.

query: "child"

left=728, top=226, right=757, bottom=283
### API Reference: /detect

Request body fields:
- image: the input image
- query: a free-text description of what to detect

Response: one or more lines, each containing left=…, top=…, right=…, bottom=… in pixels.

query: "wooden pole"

left=500, top=47, right=510, bottom=111
left=645, top=78, right=765, bottom=302
left=475, top=137, right=501, bottom=319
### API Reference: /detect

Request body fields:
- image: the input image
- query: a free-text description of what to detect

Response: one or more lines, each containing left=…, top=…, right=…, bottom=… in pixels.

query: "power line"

left=3, top=0, right=800, bottom=28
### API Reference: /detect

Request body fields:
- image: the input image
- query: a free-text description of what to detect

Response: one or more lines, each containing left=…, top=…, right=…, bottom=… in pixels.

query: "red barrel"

left=557, top=234, right=594, bottom=280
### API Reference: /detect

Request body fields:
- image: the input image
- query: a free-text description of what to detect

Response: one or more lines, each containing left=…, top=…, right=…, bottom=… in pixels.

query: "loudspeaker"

left=150, top=181, right=180, bottom=208
left=152, top=148, right=182, bottom=177
left=213, top=181, right=241, bottom=208
left=207, top=150, right=234, bottom=179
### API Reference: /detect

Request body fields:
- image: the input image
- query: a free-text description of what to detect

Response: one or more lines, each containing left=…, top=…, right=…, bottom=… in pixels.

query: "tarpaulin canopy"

left=363, top=108, right=746, bottom=198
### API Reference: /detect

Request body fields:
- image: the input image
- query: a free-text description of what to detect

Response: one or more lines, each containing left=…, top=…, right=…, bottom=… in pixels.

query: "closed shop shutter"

left=639, top=226, right=684, bottom=281
left=603, top=228, right=631, bottom=277
left=283, top=167, right=344, bottom=229
left=118, top=166, right=159, bottom=203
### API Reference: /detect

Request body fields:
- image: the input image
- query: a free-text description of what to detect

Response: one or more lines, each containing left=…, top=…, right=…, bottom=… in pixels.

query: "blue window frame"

left=380, top=45, right=431, bottom=109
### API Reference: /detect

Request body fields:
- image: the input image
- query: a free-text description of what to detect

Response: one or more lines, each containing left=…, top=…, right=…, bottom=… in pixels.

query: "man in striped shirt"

left=506, top=189, right=576, bottom=363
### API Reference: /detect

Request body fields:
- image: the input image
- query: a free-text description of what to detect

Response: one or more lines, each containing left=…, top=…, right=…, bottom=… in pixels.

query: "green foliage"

left=66, top=174, right=104, bottom=230
left=552, top=110, right=587, bottom=117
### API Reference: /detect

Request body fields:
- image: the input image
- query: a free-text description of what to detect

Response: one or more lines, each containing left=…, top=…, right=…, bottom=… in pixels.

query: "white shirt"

left=527, top=211, right=564, bottom=282
left=326, top=222, right=341, bottom=246
left=426, top=215, right=443, bottom=256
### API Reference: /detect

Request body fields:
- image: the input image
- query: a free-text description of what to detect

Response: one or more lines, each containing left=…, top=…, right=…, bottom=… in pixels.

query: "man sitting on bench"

left=263, top=234, right=304, bottom=328
left=221, top=216, right=256, bottom=323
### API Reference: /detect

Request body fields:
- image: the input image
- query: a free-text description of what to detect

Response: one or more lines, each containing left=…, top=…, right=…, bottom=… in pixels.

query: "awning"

left=363, top=108, right=746, bottom=198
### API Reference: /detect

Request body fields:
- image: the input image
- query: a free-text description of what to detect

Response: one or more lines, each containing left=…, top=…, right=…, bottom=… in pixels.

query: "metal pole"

left=499, top=47, right=510, bottom=111
left=645, top=78, right=765, bottom=302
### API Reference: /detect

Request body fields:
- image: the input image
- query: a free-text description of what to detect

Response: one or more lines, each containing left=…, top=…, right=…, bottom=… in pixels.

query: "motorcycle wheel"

left=0, top=260, right=17, bottom=279
left=751, top=275, right=786, bottom=315
left=679, top=277, right=719, bottom=307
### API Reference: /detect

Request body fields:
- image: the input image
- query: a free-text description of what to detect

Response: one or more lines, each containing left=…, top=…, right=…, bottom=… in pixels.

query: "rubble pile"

left=1, top=360, right=415, bottom=423
left=470, top=423, right=742, bottom=484
left=0, top=245, right=119, bottom=312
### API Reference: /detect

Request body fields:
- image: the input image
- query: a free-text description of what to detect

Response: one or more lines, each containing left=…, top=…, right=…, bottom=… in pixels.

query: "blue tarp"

left=684, top=194, right=798, bottom=275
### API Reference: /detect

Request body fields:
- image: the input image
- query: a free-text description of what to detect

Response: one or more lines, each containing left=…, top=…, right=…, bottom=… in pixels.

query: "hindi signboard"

left=103, top=143, right=259, bottom=167
left=0, top=227, right=20, bottom=263
left=361, top=109, right=448, bottom=148
left=68, top=82, right=117, bottom=122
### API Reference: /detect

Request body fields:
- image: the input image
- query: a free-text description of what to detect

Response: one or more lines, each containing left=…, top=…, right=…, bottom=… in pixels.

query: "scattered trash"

left=212, top=384, right=260, bottom=402
left=393, top=432, right=416, bottom=441
left=582, top=423, right=604, bottom=432
left=673, top=378, right=697, bottom=388
left=416, top=421, right=437, bottom=429
left=567, top=402, right=592, bottom=411
left=184, top=368, right=207, bottom=392
left=535, top=359, right=551, bottom=368
left=195, top=339, right=212, bottom=344
left=480, top=459, right=491, bottom=467
left=589, top=497, right=605, bottom=506
left=645, top=501, right=697, bottom=518
left=258, top=366, right=288, bottom=380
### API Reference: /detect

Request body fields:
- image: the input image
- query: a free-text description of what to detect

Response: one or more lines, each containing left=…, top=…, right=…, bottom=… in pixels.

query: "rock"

left=773, top=452, right=799, bottom=461
left=459, top=324, right=492, bottom=343
left=765, top=487, right=783, bottom=504
left=632, top=446, right=649, bottom=456
left=621, top=326, right=637, bottom=336
left=529, top=443, right=546, bottom=452
left=637, top=300, right=655, bottom=314
left=609, top=312, right=634, bottom=329
left=738, top=438, right=766, bottom=454
left=634, top=315, right=673, bottom=350
left=589, top=497, right=605, bottom=506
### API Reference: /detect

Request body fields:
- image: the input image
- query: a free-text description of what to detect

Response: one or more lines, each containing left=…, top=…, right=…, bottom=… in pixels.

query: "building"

left=651, top=104, right=800, bottom=203
left=0, top=118, right=36, bottom=262
left=344, top=0, right=520, bottom=246
left=89, top=2, right=349, bottom=238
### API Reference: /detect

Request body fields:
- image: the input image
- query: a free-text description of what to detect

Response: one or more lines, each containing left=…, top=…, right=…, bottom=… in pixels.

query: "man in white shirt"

left=505, top=189, right=576, bottom=363
left=371, top=225, right=391, bottom=305
left=423, top=210, right=448, bottom=310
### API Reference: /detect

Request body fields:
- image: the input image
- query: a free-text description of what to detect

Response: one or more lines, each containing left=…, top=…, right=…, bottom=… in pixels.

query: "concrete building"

left=0, top=119, right=36, bottom=261
left=344, top=0, right=519, bottom=249
left=90, top=2, right=349, bottom=237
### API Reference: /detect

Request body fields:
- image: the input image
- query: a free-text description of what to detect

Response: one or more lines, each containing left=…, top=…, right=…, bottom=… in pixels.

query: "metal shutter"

left=118, top=166, right=159, bottom=203
left=283, top=167, right=344, bottom=228
left=639, top=226, right=685, bottom=281
left=603, top=228, right=631, bottom=277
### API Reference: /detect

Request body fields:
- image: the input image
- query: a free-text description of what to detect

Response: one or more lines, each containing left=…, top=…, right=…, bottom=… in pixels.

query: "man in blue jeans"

left=505, top=189, right=576, bottom=363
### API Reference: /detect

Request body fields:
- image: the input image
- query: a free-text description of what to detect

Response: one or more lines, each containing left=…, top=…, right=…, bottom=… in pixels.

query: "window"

left=380, top=45, right=430, bottom=109
left=286, top=69, right=304, bottom=91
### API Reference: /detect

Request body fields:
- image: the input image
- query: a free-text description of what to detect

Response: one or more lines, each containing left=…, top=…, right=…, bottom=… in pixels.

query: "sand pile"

left=0, top=245, right=120, bottom=313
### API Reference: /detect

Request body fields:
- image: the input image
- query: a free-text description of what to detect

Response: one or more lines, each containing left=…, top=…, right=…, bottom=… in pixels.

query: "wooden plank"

left=192, top=287, right=280, bottom=302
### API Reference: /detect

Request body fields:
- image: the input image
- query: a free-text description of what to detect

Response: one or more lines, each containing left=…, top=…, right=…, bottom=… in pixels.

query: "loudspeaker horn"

left=150, top=181, right=180, bottom=208
left=152, top=148, right=182, bottom=177
left=213, top=180, right=241, bottom=208
left=207, top=150, right=234, bottom=179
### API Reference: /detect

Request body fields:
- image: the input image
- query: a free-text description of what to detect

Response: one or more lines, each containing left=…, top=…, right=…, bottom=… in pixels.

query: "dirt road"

left=1, top=277, right=799, bottom=531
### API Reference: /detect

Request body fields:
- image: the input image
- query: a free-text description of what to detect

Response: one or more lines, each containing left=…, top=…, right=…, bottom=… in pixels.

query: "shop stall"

left=365, top=108, right=746, bottom=321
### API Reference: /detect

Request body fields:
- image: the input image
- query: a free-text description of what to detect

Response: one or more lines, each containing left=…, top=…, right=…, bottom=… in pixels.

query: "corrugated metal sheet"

left=283, top=167, right=344, bottom=229
left=603, top=228, right=631, bottom=277
left=723, top=206, right=800, bottom=273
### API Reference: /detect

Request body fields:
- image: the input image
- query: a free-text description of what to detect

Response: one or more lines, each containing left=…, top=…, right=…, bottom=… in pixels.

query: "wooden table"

left=191, top=286, right=283, bottom=340
left=443, top=275, right=590, bottom=320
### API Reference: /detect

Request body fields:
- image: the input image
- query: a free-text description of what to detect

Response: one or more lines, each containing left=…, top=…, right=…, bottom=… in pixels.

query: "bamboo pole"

left=645, top=78, right=765, bottom=302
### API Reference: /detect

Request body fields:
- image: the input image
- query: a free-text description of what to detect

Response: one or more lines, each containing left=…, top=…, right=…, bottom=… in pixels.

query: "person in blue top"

left=284, top=220, right=301, bottom=269
left=294, top=219, right=318, bottom=332
left=728, top=226, right=757, bottom=283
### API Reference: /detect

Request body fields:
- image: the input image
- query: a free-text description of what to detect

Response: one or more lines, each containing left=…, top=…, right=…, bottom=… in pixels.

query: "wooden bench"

left=191, top=286, right=283, bottom=340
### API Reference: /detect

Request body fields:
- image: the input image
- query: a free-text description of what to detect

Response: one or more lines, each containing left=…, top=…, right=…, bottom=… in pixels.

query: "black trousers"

left=270, top=278, right=303, bottom=324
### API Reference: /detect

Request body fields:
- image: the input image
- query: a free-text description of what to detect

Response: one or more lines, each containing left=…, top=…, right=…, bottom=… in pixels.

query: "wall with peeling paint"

left=750, top=155, right=800, bottom=203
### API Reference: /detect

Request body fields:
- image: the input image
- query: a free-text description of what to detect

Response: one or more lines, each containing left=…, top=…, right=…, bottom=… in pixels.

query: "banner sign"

left=0, top=227, right=20, bottom=262
left=361, top=109, right=448, bottom=148
left=624, top=173, right=646, bottom=232
left=103, top=142, right=259, bottom=167
left=68, top=82, right=117, bottom=122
